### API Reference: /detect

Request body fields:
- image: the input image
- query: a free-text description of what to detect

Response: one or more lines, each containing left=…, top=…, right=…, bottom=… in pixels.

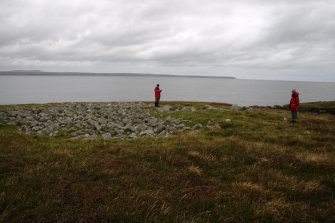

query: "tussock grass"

left=1, top=101, right=335, bottom=222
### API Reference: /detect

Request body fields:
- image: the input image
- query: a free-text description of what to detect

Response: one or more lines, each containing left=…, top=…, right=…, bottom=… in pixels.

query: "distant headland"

left=0, top=70, right=236, bottom=79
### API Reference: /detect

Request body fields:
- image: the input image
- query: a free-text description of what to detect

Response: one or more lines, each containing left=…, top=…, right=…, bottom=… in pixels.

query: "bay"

left=0, top=75, right=334, bottom=106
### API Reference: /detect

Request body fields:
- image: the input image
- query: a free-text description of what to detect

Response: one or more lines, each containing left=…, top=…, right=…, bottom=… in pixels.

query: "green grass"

left=1, top=102, right=335, bottom=222
left=299, top=101, right=335, bottom=115
left=281, top=101, right=335, bottom=115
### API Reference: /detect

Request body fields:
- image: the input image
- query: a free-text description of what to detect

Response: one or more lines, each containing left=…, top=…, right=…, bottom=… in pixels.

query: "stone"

left=148, top=118, right=158, bottom=126
left=129, top=133, right=137, bottom=139
left=230, top=104, right=240, bottom=112
left=115, top=128, right=124, bottom=135
left=94, top=124, right=101, bottom=131
left=176, top=124, right=185, bottom=129
left=135, top=124, right=145, bottom=133
left=71, top=132, right=78, bottom=137
left=157, top=105, right=172, bottom=112
left=30, top=121, right=39, bottom=127
left=32, top=126, right=40, bottom=131
left=207, top=120, right=212, bottom=125
left=204, top=105, right=216, bottom=110
left=155, top=124, right=166, bottom=132
left=140, top=129, right=154, bottom=136
left=0, top=102, right=188, bottom=139
left=246, top=107, right=253, bottom=112
left=304, top=130, right=311, bottom=135
left=192, top=123, right=203, bottom=130
left=102, top=133, right=112, bottom=140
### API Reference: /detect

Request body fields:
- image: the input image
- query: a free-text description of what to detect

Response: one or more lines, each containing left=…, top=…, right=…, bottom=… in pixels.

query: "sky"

left=0, top=0, right=335, bottom=81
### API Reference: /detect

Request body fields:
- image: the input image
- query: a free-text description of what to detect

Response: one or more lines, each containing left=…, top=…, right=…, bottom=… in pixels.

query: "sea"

left=0, top=75, right=334, bottom=106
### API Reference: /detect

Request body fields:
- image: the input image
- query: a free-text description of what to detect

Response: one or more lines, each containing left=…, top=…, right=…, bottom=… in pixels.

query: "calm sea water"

left=0, top=76, right=334, bottom=106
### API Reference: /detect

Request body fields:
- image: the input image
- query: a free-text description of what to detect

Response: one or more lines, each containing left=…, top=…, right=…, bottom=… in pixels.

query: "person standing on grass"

left=289, top=89, right=300, bottom=123
left=154, top=84, right=162, bottom=107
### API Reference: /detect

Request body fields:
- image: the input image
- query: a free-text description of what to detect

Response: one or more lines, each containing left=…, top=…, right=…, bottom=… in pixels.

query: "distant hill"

left=7, top=70, right=43, bottom=72
left=0, top=70, right=236, bottom=79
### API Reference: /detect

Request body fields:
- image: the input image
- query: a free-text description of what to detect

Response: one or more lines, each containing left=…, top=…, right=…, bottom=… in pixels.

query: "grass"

left=1, top=102, right=334, bottom=222
left=299, top=101, right=335, bottom=115
left=280, top=101, right=335, bottom=115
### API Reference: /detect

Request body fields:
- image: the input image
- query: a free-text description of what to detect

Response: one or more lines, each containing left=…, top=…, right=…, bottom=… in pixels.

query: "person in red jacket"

left=289, top=89, right=300, bottom=123
left=154, top=84, right=162, bottom=107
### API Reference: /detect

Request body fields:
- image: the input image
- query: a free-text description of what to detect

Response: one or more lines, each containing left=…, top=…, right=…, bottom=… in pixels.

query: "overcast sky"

left=0, top=0, right=335, bottom=81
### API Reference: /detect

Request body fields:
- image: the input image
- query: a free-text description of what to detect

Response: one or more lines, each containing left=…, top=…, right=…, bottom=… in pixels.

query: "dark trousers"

left=291, top=111, right=298, bottom=122
left=155, top=98, right=160, bottom=107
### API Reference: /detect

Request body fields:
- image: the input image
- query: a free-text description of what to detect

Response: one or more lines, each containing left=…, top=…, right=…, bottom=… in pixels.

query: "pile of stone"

left=156, top=105, right=197, bottom=112
left=0, top=102, right=189, bottom=139
left=230, top=104, right=253, bottom=112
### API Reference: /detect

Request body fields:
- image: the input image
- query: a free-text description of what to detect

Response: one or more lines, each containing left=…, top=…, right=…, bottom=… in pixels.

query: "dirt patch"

left=104, top=160, right=127, bottom=169
left=181, top=185, right=218, bottom=200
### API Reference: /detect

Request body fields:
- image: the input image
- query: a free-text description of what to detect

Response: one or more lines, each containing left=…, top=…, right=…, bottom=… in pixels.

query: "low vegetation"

left=1, top=101, right=334, bottom=222
left=299, top=101, right=335, bottom=115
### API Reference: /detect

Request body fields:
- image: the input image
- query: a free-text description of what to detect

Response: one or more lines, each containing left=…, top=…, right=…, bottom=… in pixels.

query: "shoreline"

left=0, top=71, right=236, bottom=79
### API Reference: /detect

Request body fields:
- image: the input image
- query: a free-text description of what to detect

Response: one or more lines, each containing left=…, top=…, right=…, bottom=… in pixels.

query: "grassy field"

left=298, top=101, right=335, bottom=115
left=1, top=102, right=334, bottom=223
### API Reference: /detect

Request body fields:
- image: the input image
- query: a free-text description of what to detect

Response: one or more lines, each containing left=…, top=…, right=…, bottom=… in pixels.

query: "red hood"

left=292, top=92, right=299, bottom=97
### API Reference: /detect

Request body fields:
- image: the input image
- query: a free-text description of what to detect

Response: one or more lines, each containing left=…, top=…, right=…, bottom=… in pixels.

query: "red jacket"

left=154, top=87, right=161, bottom=99
left=289, top=92, right=300, bottom=111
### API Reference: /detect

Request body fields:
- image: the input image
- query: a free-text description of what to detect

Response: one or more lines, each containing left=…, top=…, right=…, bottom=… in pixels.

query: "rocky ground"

left=0, top=102, right=197, bottom=139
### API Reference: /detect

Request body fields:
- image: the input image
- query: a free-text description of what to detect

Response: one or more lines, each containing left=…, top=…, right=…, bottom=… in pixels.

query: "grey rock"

left=71, top=132, right=79, bottom=137
left=192, top=123, right=203, bottom=130
left=204, top=105, right=216, bottom=110
left=246, top=107, right=253, bottom=112
left=94, top=124, right=101, bottom=131
left=32, top=126, right=41, bottom=131
left=102, top=133, right=112, bottom=140
left=155, top=124, right=166, bottom=133
left=30, top=121, right=39, bottom=127
left=157, top=105, right=172, bottom=112
left=115, top=128, right=124, bottom=135
left=1, top=102, right=189, bottom=139
left=129, top=133, right=137, bottom=139
left=140, top=129, right=154, bottom=136
left=230, top=104, right=240, bottom=112
left=134, top=125, right=143, bottom=133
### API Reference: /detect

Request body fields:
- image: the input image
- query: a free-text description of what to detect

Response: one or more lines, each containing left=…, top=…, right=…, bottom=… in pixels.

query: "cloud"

left=0, top=0, right=334, bottom=81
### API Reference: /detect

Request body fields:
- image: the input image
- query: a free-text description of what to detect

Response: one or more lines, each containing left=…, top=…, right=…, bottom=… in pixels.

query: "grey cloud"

left=0, top=0, right=335, bottom=81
